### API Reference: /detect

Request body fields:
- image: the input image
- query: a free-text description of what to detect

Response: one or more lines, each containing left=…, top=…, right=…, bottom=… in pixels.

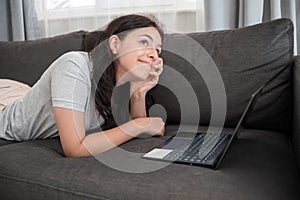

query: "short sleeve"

left=51, top=53, right=91, bottom=112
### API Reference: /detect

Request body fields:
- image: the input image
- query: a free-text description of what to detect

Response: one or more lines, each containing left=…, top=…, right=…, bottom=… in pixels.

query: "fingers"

left=132, top=117, right=165, bottom=138
left=150, top=117, right=165, bottom=136
left=129, top=58, right=163, bottom=95
left=152, top=58, right=163, bottom=75
left=156, top=124, right=165, bottom=136
left=149, top=59, right=163, bottom=83
left=149, top=71, right=159, bottom=81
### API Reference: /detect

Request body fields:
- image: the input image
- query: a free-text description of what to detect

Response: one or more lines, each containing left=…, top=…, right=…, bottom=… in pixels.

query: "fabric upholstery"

left=0, top=126, right=299, bottom=200
left=293, top=56, right=300, bottom=172
left=148, top=18, right=294, bottom=133
left=0, top=18, right=299, bottom=200
left=0, top=31, right=86, bottom=86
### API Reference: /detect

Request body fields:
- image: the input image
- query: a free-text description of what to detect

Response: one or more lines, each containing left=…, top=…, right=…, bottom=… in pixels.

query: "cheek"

left=119, top=42, right=142, bottom=56
left=119, top=54, right=151, bottom=80
left=118, top=50, right=144, bottom=67
left=118, top=54, right=136, bottom=70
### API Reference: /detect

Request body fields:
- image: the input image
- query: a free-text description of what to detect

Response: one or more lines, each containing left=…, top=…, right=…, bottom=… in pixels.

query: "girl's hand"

left=130, top=58, right=163, bottom=97
left=133, top=117, right=165, bottom=137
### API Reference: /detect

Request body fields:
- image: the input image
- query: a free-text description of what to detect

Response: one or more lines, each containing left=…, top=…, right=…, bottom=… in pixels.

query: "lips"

left=137, top=59, right=152, bottom=67
left=138, top=59, right=149, bottom=63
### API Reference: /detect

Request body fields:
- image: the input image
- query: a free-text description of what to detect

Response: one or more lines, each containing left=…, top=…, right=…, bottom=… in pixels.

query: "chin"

left=132, top=73, right=148, bottom=81
left=130, top=67, right=150, bottom=81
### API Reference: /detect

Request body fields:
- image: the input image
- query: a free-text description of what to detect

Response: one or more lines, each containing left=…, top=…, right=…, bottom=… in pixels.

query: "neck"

left=115, top=64, right=127, bottom=87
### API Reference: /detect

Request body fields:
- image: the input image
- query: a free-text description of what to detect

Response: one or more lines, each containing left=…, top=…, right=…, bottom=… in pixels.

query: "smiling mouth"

left=138, top=59, right=150, bottom=64
left=138, top=59, right=152, bottom=67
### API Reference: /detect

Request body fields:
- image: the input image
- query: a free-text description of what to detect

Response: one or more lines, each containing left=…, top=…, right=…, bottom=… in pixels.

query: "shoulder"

left=59, top=51, right=90, bottom=69
left=52, top=51, right=92, bottom=79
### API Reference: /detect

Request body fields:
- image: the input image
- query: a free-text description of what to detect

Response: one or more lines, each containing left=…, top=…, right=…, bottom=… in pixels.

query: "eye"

left=139, top=39, right=149, bottom=47
left=156, top=48, right=162, bottom=55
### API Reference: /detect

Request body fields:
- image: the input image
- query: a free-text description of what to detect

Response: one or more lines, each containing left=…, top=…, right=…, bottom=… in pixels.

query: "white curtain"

left=33, top=0, right=299, bottom=53
left=203, top=0, right=298, bottom=54
left=296, top=0, right=300, bottom=51
left=10, top=0, right=40, bottom=41
left=34, top=0, right=199, bottom=37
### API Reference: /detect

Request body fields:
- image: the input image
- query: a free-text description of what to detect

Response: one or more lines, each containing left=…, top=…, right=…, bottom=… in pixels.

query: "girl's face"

left=109, top=27, right=162, bottom=83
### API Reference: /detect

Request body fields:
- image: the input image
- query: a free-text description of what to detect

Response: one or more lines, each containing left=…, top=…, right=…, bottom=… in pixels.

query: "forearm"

left=73, top=116, right=165, bottom=157
left=54, top=107, right=163, bottom=158
left=130, top=92, right=147, bottom=119
left=73, top=120, right=142, bottom=157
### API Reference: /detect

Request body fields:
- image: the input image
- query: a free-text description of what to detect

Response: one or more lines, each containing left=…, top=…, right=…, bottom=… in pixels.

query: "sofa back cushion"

left=0, top=31, right=86, bottom=86
left=147, top=18, right=294, bottom=133
left=0, top=19, right=293, bottom=134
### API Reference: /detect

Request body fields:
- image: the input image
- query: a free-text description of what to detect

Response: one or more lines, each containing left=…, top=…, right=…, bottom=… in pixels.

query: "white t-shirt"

left=0, top=51, right=103, bottom=141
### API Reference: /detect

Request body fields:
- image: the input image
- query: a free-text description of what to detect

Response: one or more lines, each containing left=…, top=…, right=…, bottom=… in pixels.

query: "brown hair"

left=84, top=14, right=163, bottom=129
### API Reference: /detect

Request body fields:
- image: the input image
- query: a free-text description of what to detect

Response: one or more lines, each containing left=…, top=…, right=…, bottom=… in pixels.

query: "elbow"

left=63, top=144, right=90, bottom=157
left=64, top=151, right=81, bottom=158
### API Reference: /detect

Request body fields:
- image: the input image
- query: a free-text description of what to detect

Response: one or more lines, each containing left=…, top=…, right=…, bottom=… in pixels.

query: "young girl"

left=0, top=14, right=165, bottom=157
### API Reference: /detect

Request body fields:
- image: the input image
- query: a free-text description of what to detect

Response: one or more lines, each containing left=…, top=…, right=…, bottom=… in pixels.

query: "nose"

left=148, top=48, right=158, bottom=60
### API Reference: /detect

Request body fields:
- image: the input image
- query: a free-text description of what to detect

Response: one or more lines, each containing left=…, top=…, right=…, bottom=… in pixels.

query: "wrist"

left=129, top=82, right=146, bottom=95
left=131, top=90, right=146, bottom=99
left=130, top=82, right=147, bottom=97
left=119, top=118, right=148, bottom=137
left=133, top=117, right=152, bottom=130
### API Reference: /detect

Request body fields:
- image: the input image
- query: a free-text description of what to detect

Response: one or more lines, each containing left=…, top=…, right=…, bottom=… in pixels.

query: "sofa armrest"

left=293, top=55, right=300, bottom=173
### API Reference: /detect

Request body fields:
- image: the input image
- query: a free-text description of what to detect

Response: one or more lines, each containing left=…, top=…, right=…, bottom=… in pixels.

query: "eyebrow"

left=139, top=34, right=162, bottom=49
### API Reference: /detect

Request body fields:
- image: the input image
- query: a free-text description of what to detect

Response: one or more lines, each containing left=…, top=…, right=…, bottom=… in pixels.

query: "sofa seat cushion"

left=0, top=126, right=299, bottom=200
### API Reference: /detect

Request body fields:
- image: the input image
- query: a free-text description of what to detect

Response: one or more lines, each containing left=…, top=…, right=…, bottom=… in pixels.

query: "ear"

left=109, top=35, right=120, bottom=55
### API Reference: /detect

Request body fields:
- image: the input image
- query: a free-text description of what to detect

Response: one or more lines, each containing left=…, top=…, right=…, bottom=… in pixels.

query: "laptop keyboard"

left=162, top=133, right=230, bottom=164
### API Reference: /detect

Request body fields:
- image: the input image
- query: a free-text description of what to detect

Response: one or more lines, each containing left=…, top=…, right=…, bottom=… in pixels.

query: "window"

left=45, top=0, right=96, bottom=10
left=34, top=0, right=202, bottom=37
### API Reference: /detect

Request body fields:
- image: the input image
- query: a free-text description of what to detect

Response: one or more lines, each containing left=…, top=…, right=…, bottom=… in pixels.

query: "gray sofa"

left=0, top=18, right=299, bottom=200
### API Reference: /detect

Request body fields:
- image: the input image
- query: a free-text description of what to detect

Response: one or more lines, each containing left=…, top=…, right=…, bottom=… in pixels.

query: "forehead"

left=124, top=27, right=162, bottom=44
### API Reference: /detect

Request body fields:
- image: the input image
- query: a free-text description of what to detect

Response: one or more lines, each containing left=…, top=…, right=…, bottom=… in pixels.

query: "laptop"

left=142, top=67, right=287, bottom=169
